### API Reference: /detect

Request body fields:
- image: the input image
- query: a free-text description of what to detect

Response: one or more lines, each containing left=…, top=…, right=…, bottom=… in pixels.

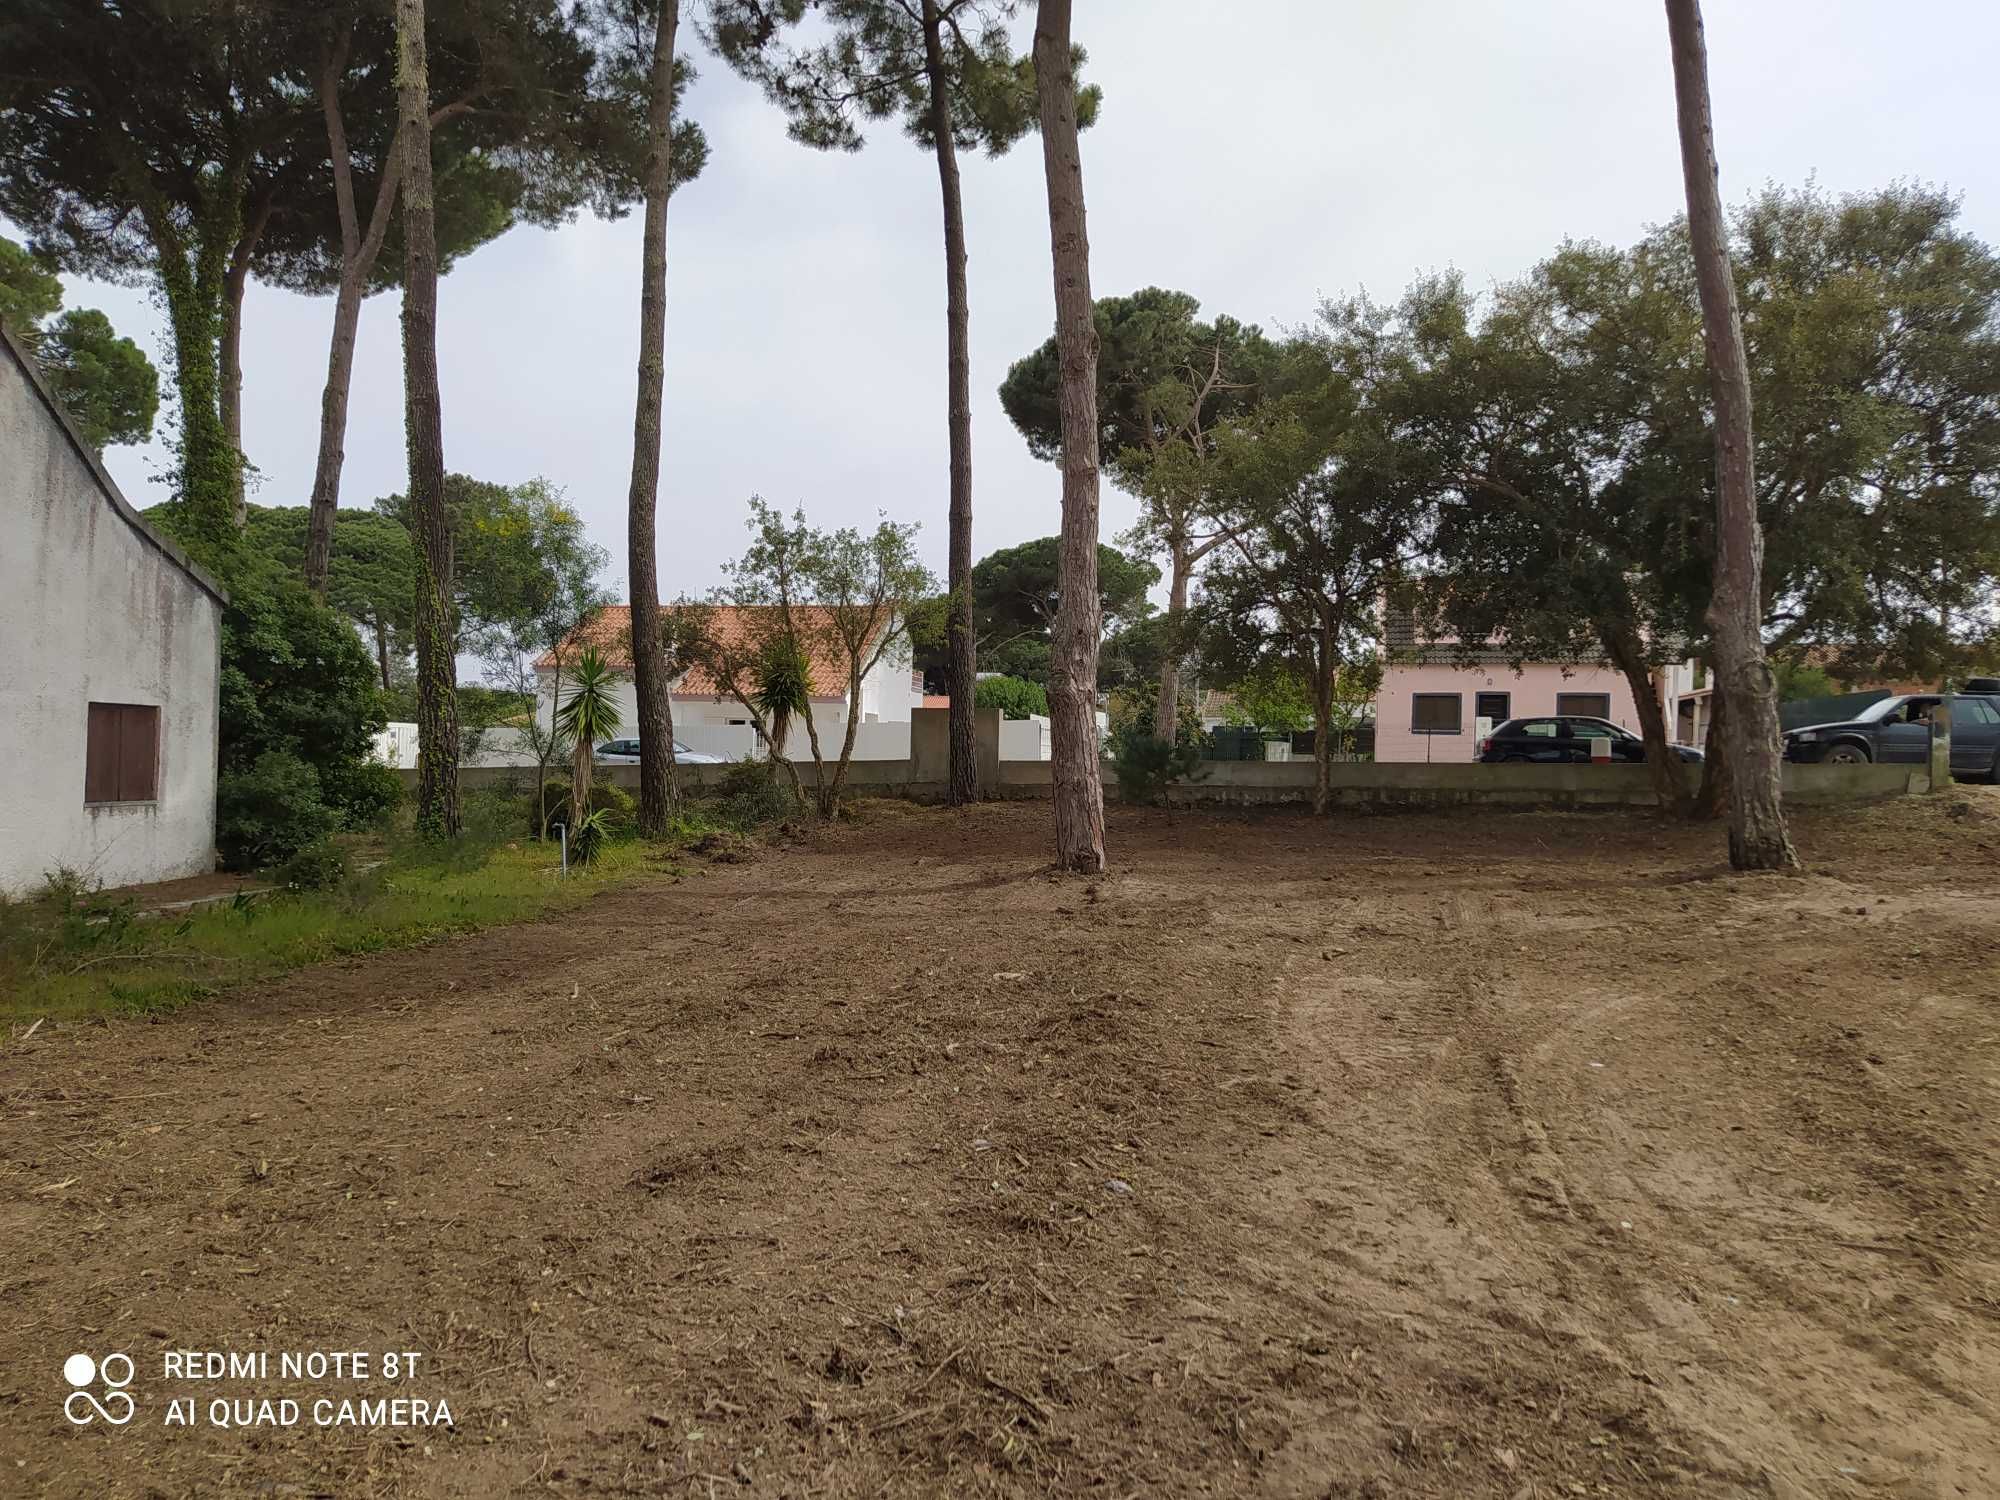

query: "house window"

left=1410, top=693, right=1462, bottom=735
left=1555, top=692, right=1611, bottom=720
left=85, top=702, right=160, bottom=804
left=1474, top=691, right=1510, bottom=724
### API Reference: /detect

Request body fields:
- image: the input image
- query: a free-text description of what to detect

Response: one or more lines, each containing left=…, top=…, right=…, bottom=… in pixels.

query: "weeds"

left=2, top=839, right=649, bottom=1024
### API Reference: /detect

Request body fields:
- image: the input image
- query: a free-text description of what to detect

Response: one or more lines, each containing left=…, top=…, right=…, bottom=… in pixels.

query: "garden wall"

left=420, top=754, right=1923, bottom=810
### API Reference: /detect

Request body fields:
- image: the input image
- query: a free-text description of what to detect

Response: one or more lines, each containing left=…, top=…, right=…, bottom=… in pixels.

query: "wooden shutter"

left=84, top=703, right=161, bottom=802
left=85, top=703, right=119, bottom=802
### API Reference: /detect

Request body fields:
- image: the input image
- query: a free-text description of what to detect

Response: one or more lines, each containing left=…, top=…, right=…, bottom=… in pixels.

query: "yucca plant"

left=554, top=645, right=623, bottom=832
left=753, top=635, right=811, bottom=759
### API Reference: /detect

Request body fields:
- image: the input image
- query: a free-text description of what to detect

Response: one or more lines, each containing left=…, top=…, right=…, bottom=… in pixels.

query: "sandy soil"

left=2, top=793, right=1997, bottom=1498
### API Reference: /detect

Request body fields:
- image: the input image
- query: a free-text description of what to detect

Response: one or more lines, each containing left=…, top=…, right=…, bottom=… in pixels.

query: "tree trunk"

left=924, top=0, right=978, bottom=807
left=1665, top=0, right=1798, bottom=871
left=397, top=0, right=460, bottom=838
left=145, top=188, right=243, bottom=551
left=1311, top=625, right=1335, bottom=816
left=1601, top=623, right=1692, bottom=815
left=1034, top=0, right=1106, bottom=874
left=307, top=43, right=404, bottom=597
left=1155, top=545, right=1190, bottom=740
left=1694, top=669, right=1730, bottom=818
left=626, top=0, right=683, bottom=839
left=219, top=208, right=265, bottom=527
left=572, top=737, right=593, bottom=832
left=374, top=613, right=392, bottom=692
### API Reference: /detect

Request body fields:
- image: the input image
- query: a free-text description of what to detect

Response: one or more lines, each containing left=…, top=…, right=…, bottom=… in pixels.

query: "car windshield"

left=1853, top=697, right=1937, bottom=725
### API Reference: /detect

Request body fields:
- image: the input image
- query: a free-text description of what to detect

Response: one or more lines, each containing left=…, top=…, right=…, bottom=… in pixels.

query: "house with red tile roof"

left=536, top=604, right=918, bottom=759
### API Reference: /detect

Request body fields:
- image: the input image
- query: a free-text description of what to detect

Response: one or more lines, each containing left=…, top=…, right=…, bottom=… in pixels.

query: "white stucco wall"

left=0, top=331, right=224, bottom=895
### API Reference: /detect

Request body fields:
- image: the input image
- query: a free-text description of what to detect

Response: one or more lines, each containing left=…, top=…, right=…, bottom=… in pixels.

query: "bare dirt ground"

left=3, top=793, right=1997, bottom=1499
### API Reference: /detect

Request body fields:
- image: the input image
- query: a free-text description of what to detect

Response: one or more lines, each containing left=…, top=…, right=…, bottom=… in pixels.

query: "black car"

left=1782, top=693, right=2000, bottom=780
left=1476, top=716, right=1703, bottom=765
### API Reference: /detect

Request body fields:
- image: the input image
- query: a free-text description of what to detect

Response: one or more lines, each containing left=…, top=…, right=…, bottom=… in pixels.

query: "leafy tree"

left=1002, top=287, right=1295, bottom=734
left=918, top=535, right=1155, bottom=685
left=0, top=237, right=158, bottom=451
left=708, top=0, right=1097, bottom=808
left=1219, top=663, right=1314, bottom=735
left=1771, top=661, right=1839, bottom=702
left=1195, top=327, right=1430, bottom=814
left=693, top=498, right=936, bottom=817
left=215, top=555, right=387, bottom=829
left=974, top=675, right=1049, bottom=719
left=240, top=505, right=418, bottom=689
left=554, top=645, right=624, bottom=829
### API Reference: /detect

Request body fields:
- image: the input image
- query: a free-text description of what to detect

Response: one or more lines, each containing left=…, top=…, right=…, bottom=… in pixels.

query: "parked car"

left=1477, top=716, right=1703, bottom=764
left=1782, top=693, right=2000, bottom=780
left=593, top=737, right=727, bottom=765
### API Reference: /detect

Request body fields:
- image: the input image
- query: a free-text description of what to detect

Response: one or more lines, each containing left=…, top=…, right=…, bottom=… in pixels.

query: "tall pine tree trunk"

left=923, top=0, right=978, bottom=806
left=1035, top=0, right=1105, bottom=874
left=1154, top=544, right=1191, bottom=739
left=1664, top=0, right=1797, bottom=870
left=1311, top=623, right=1336, bottom=816
left=627, top=0, right=683, bottom=838
left=307, top=45, right=405, bottom=596
left=397, top=0, right=460, bottom=838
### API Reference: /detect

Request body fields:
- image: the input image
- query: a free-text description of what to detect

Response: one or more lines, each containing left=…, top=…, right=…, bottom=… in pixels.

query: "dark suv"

left=1476, top=716, right=1703, bottom=765
left=1782, top=693, right=2000, bottom=780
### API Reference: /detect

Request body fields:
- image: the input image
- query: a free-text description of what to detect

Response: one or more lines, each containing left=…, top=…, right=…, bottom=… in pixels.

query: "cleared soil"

left=3, top=794, right=1997, bottom=1499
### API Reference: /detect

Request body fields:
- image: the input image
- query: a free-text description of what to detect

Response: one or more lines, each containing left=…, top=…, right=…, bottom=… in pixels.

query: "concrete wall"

left=0, top=329, right=225, bottom=895
left=1375, top=661, right=1643, bottom=763
left=419, top=749, right=1920, bottom=813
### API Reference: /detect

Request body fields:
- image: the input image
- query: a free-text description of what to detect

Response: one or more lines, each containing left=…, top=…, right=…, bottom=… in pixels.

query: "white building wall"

left=0, top=333, right=224, bottom=895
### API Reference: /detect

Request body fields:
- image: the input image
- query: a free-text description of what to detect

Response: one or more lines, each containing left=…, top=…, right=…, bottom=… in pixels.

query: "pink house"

left=1373, top=611, right=1664, bottom=763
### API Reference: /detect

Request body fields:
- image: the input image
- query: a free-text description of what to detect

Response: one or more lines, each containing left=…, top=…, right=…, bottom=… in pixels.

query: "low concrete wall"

left=410, top=755, right=1921, bottom=811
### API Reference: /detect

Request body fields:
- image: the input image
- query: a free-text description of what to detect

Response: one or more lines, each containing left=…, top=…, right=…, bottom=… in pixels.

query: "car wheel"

left=1823, top=743, right=1868, bottom=766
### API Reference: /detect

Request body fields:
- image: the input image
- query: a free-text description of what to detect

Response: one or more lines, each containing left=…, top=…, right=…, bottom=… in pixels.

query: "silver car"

left=594, top=737, right=726, bottom=765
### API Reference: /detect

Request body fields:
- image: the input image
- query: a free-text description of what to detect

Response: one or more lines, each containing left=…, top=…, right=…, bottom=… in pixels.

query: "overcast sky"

left=51, top=0, right=2000, bottom=605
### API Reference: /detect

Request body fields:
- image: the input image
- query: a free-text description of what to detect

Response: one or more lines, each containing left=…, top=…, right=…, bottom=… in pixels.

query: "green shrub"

left=323, top=759, right=403, bottom=828
left=1111, top=728, right=1207, bottom=807
left=527, top=778, right=635, bottom=838
left=974, top=675, right=1049, bottom=720
left=717, top=756, right=774, bottom=800
left=273, top=837, right=350, bottom=891
left=570, top=807, right=613, bottom=866
left=217, top=751, right=338, bottom=871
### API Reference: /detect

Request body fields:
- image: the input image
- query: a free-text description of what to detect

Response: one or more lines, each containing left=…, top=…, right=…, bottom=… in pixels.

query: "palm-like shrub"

left=554, top=645, right=623, bottom=830
left=753, top=636, right=811, bottom=757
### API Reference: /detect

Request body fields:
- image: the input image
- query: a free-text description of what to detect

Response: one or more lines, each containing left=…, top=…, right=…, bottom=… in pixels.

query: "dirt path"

left=3, top=796, right=1996, bottom=1498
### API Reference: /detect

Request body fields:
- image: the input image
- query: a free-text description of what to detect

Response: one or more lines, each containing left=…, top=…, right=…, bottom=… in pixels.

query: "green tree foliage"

left=215, top=751, right=341, bottom=873
left=1108, top=728, right=1203, bottom=807
left=1000, top=287, right=1298, bottom=730
left=213, top=556, right=387, bottom=839
left=691, top=497, right=936, bottom=816
left=1219, top=663, right=1315, bottom=735
left=241, top=505, right=418, bottom=689
left=0, top=236, right=158, bottom=451
left=0, top=0, right=698, bottom=551
left=917, top=535, right=1157, bottom=685
left=974, top=675, right=1049, bottom=719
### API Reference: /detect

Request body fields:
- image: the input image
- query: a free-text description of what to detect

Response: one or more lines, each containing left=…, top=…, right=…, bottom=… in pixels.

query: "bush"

left=528, top=778, right=635, bottom=838
left=273, top=837, right=349, bottom=891
left=1111, top=728, right=1207, bottom=807
left=975, top=675, right=1049, bottom=720
left=323, top=759, right=403, bottom=828
left=217, top=751, right=338, bottom=871
left=570, top=807, right=613, bottom=866
left=716, top=756, right=774, bottom=800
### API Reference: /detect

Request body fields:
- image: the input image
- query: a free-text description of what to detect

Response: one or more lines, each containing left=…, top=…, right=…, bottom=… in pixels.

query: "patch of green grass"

left=0, top=838, right=652, bottom=1026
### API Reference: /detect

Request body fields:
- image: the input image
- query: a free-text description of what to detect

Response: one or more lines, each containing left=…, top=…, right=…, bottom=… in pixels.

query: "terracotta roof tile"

left=536, top=605, right=872, bottom=701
